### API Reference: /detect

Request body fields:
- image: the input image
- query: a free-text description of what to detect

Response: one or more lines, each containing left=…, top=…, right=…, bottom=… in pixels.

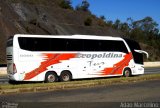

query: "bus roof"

left=14, top=34, right=124, bottom=41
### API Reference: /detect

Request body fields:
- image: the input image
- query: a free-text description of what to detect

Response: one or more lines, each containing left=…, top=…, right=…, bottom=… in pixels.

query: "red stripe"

left=101, top=52, right=133, bottom=75
left=23, top=53, right=77, bottom=80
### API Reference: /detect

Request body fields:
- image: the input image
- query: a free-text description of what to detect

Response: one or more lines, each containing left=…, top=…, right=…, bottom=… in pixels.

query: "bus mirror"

left=134, top=50, right=149, bottom=58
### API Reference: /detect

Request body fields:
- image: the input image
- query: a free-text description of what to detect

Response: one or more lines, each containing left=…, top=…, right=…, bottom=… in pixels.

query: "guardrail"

left=144, top=62, right=160, bottom=67
left=0, top=67, right=7, bottom=75
left=0, top=62, right=160, bottom=75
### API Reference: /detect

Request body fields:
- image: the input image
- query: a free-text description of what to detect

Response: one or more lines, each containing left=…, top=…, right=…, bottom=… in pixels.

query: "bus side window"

left=100, top=40, right=128, bottom=53
left=18, top=37, right=27, bottom=50
left=65, top=39, right=83, bottom=51
left=83, top=39, right=101, bottom=51
left=50, top=38, right=66, bottom=51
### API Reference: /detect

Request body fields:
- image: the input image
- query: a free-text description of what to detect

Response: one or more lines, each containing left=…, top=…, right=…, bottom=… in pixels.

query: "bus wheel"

left=60, top=71, right=72, bottom=82
left=123, top=68, right=132, bottom=77
left=8, top=80, right=17, bottom=84
left=45, top=72, right=58, bottom=83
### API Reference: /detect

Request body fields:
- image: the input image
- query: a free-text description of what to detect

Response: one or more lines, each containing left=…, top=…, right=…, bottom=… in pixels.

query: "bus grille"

left=7, top=55, right=12, bottom=60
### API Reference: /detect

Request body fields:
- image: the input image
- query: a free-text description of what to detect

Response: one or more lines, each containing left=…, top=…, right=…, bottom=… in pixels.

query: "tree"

left=106, top=20, right=113, bottom=27
left=127, top=17, right=134, bottom=29
left=100, top=15, right=106, bottom=21
left=76, top=0, right=90, bottom=11
left=81, top=0, right=90, bottom=11
left=113, top=19, right=121, bottom=29
left=59, top=0, right=73, bottom=9
left=75, top=4, right=81, bottom=11
left=120, top=23, right=130, bottom=33
left=84, top=17, right=92, bottom=26
left=99, top=16, right=160, bottom=61
left=132, top=17, right=158, bottom=34
left=98, top=16, right=106, bottom=27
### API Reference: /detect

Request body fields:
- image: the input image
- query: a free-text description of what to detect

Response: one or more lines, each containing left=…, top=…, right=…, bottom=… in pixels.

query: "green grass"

left=0, top=74, right=160, bottom=91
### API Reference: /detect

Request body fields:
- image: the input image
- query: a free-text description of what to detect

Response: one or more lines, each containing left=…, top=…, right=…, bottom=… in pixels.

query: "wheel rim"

left=48, top=74, right=56, bottom=82
left=125, top=70, right=130, bottom=77
left=62, top=74, right=70, bottom=81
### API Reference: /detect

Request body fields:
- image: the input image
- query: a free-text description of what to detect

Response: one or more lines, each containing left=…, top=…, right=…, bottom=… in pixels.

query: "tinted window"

left=100, top=40, right=128, bottom=53
left=18, top=37, right=83, bottom=51
left=18, top=37, right=128, bottom=53
left=18, top=37, right=51, bottom=51
left=50, top=38, right=67, bottom=51
left=83, top=40, right=128, bottom=53
left=65, top=39, right=83, bottom=51
left=83, top=39, right=101, bottom=51
left=124, top=38, right=143, bottom=64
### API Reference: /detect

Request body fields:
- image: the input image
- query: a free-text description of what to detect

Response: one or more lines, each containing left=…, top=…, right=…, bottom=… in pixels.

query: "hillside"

left=0, top=0, right=158, bottom=63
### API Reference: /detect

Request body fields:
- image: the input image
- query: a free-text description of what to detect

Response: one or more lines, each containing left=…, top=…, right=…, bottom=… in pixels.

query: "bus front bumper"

left=131, top=65, right=144, bottom=75
left=8, top=73, right=22, bottom=81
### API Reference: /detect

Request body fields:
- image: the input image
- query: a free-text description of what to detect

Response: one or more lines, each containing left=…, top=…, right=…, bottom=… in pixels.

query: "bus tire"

left=45, top=72, right=58, bottom=83
left=123, top=68, right=132, bottom=77
left=60, top=71, right=72, bottom=82
left=8, top=80, right=17, bottom=84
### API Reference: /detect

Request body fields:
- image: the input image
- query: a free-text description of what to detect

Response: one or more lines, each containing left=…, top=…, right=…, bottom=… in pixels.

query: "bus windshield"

left=124, top=39, right=143, bottom=65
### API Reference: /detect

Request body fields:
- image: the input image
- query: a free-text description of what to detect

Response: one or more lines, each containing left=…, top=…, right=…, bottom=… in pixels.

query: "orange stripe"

left=23, top=53, right=77, bottom=80
left=24, top=53, right=133, bottom=80
left=101, top=52, right=132, bottom=75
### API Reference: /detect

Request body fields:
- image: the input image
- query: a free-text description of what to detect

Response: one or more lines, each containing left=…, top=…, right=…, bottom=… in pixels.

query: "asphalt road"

left=0, top=76, right=8, bottom=84
left=144, top=67, right=160, bottom=74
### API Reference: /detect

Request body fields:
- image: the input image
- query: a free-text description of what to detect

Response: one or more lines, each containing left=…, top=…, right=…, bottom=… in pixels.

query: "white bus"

left=6, top=34, right=148, bottom=83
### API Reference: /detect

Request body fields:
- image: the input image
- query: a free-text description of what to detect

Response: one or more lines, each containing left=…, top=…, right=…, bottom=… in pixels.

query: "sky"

left=72, top=0, right=160, bottom=28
